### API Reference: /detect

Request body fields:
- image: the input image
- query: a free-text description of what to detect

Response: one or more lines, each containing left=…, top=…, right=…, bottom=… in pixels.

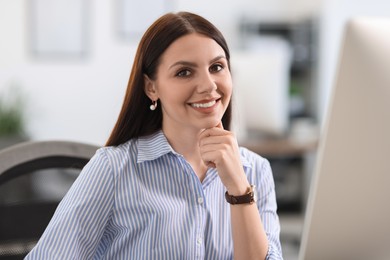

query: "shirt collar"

left=241, top=155, right=251, bottom=169
left=137, top=130, right=175, bottom=163
left=136, top=130, right=252, bottom=169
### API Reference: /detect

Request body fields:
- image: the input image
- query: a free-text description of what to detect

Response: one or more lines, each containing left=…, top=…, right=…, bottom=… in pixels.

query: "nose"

left=196, top=71, right=217, bottom=93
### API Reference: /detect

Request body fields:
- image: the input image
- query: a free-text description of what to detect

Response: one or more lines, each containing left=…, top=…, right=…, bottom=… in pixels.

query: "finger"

left=199, top=126, right=226, bottom=140
left=207, top=161, right=216, bottom=168
left=199, top=149, right=219, bottom=168
left=199, top=136, right=229, bottom=147
left=199, top=122, right=224, bottom=139
left=199, top=141, right=223, bottom=152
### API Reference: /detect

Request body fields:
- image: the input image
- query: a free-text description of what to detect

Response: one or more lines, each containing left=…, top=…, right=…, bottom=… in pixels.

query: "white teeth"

left=191, top=100, right=216, bottom=108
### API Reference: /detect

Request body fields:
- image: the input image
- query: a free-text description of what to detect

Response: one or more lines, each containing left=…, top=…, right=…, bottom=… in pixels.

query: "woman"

left=26, top=12, right=283, bottom=259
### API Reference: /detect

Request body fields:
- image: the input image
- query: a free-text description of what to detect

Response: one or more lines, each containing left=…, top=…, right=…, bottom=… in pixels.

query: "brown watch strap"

left=225, top=185, right=256, bottom=205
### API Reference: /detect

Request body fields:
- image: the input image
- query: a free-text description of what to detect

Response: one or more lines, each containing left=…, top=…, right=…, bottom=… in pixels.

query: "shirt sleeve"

left=25, top=148, right=115, bottom=260
left=249, top=153, right=284, bottom=260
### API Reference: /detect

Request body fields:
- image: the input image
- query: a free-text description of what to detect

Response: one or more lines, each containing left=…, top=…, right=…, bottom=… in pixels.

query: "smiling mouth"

left=190, top=99, right=218, bottom=108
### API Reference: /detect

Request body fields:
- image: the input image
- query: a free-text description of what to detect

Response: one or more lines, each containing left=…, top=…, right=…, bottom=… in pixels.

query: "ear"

left=144, top=74, right=158, bottom=101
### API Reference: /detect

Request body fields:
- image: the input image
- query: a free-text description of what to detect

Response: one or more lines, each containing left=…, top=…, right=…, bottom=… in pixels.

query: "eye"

left=176, top=69, right=192, bottom=77
left=210, top=64, right=223, bottom=73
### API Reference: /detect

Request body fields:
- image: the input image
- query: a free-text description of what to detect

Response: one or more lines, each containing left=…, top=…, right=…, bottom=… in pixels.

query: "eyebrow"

left=169, top=55, right=227, bottom=70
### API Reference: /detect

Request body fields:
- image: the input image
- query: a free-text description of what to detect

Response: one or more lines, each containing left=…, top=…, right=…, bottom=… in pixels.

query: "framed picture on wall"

left=117, top=0, right=173, bottom=40
left=29, top=0, right=89, bottom=58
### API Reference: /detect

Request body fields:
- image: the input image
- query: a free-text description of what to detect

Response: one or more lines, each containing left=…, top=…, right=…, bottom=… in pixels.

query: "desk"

left=240, top=137, right=317, bottom=157
left=240, top=136, right=318, bottom=211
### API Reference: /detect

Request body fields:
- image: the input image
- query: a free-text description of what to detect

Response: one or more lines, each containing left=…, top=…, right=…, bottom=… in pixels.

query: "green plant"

left=0, top=86, right=26, bottom=137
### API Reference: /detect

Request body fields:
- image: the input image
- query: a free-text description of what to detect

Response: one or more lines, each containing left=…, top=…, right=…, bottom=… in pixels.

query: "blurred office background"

left=1, top=0, right=390, bottom=259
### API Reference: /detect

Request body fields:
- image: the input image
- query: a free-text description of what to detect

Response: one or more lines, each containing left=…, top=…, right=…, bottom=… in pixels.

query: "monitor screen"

left=299, top=17, right=390, bottom=260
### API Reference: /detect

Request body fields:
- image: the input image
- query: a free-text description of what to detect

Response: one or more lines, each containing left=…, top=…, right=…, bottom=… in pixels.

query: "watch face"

left=251, top=192, right=257, bottom=204
left=252, top=185, right=257, bottom=203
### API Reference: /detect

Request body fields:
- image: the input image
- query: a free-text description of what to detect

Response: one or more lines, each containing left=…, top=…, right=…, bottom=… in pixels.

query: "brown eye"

left=210, top=64, right=223, bottom=73
left=176, top=69, right=191, bottom=77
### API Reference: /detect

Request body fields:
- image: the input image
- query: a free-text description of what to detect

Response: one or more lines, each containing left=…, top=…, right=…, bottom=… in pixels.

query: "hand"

left=199, top=122, right=249, bottom=195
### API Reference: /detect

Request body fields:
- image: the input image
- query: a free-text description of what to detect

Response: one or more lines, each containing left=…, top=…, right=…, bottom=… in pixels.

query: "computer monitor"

left=299, top=17, right=390, bottom=260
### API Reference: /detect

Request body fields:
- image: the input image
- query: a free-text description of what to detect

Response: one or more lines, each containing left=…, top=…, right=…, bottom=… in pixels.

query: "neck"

left=163, top=126, right=201, bottom=158
left=163, top=126, right=208, bottom=181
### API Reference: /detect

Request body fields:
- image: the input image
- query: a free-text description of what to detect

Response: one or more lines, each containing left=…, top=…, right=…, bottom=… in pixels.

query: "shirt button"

left=197, top=197, right=204, bottom=204
left=197, top=237, right=202, bottom=245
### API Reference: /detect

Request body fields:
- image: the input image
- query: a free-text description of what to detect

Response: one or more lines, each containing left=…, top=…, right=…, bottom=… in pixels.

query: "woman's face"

left=145, top=33, right=232, bottom=134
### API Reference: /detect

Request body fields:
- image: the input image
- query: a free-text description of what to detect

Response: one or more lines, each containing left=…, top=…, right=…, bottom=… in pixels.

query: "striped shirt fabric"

left=26, top=130, right=283, bottom=259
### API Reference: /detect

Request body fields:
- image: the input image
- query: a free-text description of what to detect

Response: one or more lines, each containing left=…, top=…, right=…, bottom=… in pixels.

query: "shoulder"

left=239, top=146, right=270, bottom=169
left=100, top=139, right=137, bottom=156
left=93, top=139, right=139, bottom=169
left=239, top=146, right=273, bottom=185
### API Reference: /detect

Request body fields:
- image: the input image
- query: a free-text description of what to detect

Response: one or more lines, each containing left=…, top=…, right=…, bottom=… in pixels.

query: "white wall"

left=175, top=0, right=321, bottom=48
left=1, top=0, right=136, bottom=145
left=0, top=0, right=320, bottom=146
left=317, top=0, right=390, bottom=125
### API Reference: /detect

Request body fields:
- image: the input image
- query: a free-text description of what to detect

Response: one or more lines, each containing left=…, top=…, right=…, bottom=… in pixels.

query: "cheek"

left=158, top=87, right=191, bottom=107
left=222, top=78, right=233, bottom=98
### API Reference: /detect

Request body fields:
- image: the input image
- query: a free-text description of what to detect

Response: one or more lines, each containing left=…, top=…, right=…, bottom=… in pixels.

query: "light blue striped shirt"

left=26, top=130, right=283, bottom=259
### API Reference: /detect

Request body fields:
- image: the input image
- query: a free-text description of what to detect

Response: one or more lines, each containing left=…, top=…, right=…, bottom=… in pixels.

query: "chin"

left=199, top=119, right=221, bottom=129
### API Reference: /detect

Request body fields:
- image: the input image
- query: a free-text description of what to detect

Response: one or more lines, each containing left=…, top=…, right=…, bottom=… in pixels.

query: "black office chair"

left=0, top=140, right=100, bottom=259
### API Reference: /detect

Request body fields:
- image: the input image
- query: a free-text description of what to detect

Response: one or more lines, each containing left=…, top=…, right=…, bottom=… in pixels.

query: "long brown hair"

left=106, top=12, right=232, bottom=146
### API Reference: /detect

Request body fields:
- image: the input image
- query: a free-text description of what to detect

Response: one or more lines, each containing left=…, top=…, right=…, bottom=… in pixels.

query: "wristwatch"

left=225, top=185, right=256, bottom=205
